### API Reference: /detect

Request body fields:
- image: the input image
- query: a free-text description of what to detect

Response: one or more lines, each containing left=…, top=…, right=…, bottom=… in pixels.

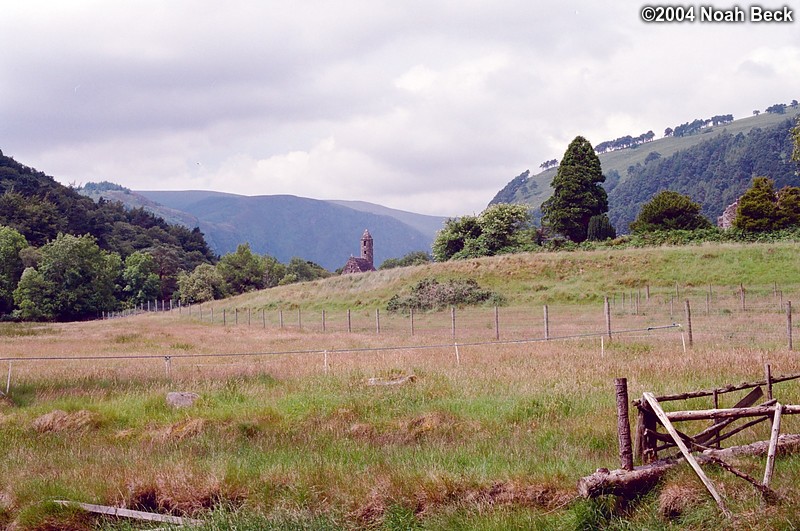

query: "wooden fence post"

left=763, top=403, right=783, bottom=488
left=347, top=309, right=352, bottom=333
left=235, top=308, right=238, bottom=326
left=605, top=297, right=612, bottom=339
left=376, top=308, right=380, bottom=334
left=410, top=307, right=415, bottom=336
left=787, top=301, right=793, bottom=351
left=616, top=378, right=634, bottom=471
left=740, top=284, right=746, bottom=312
left=684, top=300, right=693, bottom=347
left=765, top=363, right=773, bottom=401
left=322, top=309, right=326, bottom=332
left=279, top=309, right=284, bottom=329
left=494, top=306, right=500, bottom=340
left=298, top=308, right=302, bottom=329
left=451, top=306, right=456, bottom=339
left=544, top=305, right=550, bottom=340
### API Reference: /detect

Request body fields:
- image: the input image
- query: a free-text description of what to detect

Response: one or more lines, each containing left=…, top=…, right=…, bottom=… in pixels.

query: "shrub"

left=386, top=277, right=505, bottom=313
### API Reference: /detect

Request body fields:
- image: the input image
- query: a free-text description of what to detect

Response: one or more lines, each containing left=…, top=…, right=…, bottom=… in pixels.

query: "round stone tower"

left=360, top=229, right=373, bottom=269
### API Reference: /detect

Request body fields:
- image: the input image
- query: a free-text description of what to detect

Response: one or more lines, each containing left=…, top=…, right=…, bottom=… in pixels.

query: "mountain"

left=81, top=188, right=446, bottom=270
left=491, top=106, right=800, bottom=231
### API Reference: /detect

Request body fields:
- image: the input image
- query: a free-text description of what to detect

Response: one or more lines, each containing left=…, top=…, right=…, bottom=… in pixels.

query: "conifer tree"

left=541, top=136, right=608, bottom=242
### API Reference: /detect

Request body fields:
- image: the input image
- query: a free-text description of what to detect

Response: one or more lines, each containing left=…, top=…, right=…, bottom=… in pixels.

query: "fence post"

left=646, top=285, right=650, bottom=301
left=451, top=306, right=456, bottom=339
left=376, top=308, right=380, bottom=334
left=279, top=309, right=284, bottom=329
left=740, top=284, right=746, bottom=311
left=322, top=309, right=326, bottom=332
left=494, top=306, right=500, bottom=340
left=248, top=308, right=251, bottom=326
left=262, top=308, right=266, bottom=329
left=543, top=305, right=550, bottom=340
left=788, top=301, right=793, bottom=351
left=223, top=309, right=226, bottom=326
left=410, top=308, right=415, bottom=336
left=765, top=363, right=773, bottom=401
left=210, top=307, right=213, bottom=324
left=347, top=309, right=352, bottom=333
left=298, top=308, right=302, bottom=329
left=235, top=308, right=238, bottom=326
left=684, top=299, right=693, bottom=347
left=604, top=297, right=612, bottom=339
left=615, top=378, right=634, bottom=471
left=5, top=361, right=11, bottom=396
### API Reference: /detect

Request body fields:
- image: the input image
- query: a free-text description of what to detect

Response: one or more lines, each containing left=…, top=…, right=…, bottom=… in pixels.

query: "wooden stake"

left=763, top=403, right=783, bottom=487
left=684, top=300, right=693, bottom=347
left=347, top=309, right=352, bottom=333
left=376, top=308, right=380, bottom=334
left=605, top=297, right=612, bottom=339
left=5, top=361, right=10, bottom=395
left=322, top=309, right=326, bottom=332
left=616, top=378, right=634, bottom=471
left=764, top=364, right=773, bottom=401
left=324, top=350, right=329, bottom=374
left=543, top=305, right=550, bottom=340
left=410, top=307, right=414, bottom=336
left=279, top=309, right=283, bottom=329
left=494, top=306, right=500, bottom=340
left=643, top=392, right=731, bottom=518
left=454, top=343, right=460, bottom=366
left=451, top=306, right=456, bottom=339
left=788, top=301, right=793, bottom=351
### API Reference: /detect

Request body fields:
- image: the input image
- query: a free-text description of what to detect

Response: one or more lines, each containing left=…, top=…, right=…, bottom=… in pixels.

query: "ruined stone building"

left=341, top=229, right=376, bottom=274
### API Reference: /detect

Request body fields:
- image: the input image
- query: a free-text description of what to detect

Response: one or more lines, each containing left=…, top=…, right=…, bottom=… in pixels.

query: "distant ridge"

left=81, top=188, right=445, bottom=270
left=491, top=106, right=800, bottom=231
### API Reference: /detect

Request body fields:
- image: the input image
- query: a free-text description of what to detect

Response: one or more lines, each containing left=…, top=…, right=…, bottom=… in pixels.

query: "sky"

left=1, top=1, right=798, bottom=216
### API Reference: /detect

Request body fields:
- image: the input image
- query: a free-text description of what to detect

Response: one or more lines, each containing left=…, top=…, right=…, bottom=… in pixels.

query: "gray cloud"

left=1, top=1, right=798, bottom=216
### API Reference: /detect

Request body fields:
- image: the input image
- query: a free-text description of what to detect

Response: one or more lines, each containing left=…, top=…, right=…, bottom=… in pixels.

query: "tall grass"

left=2, top=243, right=800, bottom=529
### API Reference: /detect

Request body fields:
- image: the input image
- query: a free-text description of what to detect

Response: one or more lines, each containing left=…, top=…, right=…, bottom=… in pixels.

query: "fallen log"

left=579, top=434, right=800, bottom=500
left=702, top=433, right=800, bottom=459
left=577, top=461, right=676, bottom=499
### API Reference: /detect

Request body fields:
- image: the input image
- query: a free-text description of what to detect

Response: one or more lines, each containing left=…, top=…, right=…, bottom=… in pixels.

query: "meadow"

left=2, top=242, right=800, bottom=530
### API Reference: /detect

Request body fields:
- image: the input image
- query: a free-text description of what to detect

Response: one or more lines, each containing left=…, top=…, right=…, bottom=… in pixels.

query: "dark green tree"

left=733, top=177, right=781, bottom=232
left=629, top=191, right=712, bottom=233
left=13, top=233, right=120, bottom=321
left=0, top=225, right=28, bottom=315
left=541, top=136, right=608, bottom=242
left=432, top=215, right=482, bottom=262
left=586, top=214, right=617, bottom=241
left=777, top=186, right=800, bottom=228
left=432, top=204, right=533, bottom=261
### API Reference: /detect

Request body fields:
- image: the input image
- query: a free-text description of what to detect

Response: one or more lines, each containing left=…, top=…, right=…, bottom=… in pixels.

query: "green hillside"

left=491, top=106, right=800, bottom=228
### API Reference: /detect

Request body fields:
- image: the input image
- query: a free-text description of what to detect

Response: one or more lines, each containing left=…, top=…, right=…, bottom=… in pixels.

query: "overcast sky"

left=1, top=1, right=798, bottom=216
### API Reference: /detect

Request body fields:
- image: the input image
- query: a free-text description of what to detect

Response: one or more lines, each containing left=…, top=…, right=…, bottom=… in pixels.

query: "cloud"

left=1, top=1, right=798, bottom=216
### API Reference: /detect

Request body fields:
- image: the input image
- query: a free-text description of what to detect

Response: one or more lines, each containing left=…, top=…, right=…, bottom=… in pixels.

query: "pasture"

left=2, top=243, right=800, bottom=529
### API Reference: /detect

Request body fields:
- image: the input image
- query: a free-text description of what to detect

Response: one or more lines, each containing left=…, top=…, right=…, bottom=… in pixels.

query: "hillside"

left=130, top=191, right=444, bottom=270
left=491, top=106, right=800, bottom=230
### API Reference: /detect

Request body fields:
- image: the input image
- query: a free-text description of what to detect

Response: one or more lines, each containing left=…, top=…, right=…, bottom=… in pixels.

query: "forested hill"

left=490, top=107, right=800, bottom=232
left=0, top=150, right=216, bottom=267
left=608, top=117, right=800, bottom=231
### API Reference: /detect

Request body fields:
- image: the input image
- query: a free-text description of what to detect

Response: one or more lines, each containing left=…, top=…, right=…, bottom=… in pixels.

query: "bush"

left=386, top=277, right=505, bottom=313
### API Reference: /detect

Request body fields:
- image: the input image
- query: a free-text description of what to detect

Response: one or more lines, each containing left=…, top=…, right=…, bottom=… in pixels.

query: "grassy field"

left=2, top=243, right=800, bottom=529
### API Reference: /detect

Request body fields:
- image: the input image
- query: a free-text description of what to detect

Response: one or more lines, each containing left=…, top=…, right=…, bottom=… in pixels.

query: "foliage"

left=608, top=118, right=800, bottom=232
left=216, top=243, right=268, bottom=294
left=176, top=263, right=227, bottom=304
left=122, top=251, right=161, bottom=306
left=284, top=258, right=332, bottom=283
left=379, top=251, right=432, bottom=270
left=432, top=203, right=534, bottom=261
left=541, top=136, right=608, bottom=242
left=387, top=277, right=505, bottom=313
left=629, top=191, right=712, bottom=233
left=586, top=214, right=616, bottom=241
left=12, top=234, right=120, bottom=321
left=733, top=177, right=800, bottom=232
left=0, top=226, right=28, bottom=315
left=793, top=120, right=800, bottom=163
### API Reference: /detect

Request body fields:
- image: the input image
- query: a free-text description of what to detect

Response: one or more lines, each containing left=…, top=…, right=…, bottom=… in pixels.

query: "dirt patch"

left=658, top=483, right=703, bottom=520
left=123, top=470, right=240, bottom=517
left=352, top=479, right=573, bottom=527
left=32, top=410, right=97, bottom=433
left=148, top=418, right=207, bottom=443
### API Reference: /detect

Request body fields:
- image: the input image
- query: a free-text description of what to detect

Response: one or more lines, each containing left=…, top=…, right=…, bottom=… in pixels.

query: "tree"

left=14, top=233, right=120, bottom=320
left=629, top=191, right=712, bottom=233
left=176, top=263, right=226, bottom=304
left=379, top=251, right=432, bottom=270
left=586, top=214, right=616, bottom=241
left=733, top=177, right=780, bottom=232
left=792, top=120, right=800, bottom=164
left=432, top=215, right=482, bottom=261
left=541, top=136, right=608, bottom=243
left=122, top=251, right=161, bottom=306
left=431, top=204, right=534, bottom=261
left=0, top=225, right=28, bottom=315
left=216, top=243, right=267, bottom=294
left=777, top=186, right=800, bottom=228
